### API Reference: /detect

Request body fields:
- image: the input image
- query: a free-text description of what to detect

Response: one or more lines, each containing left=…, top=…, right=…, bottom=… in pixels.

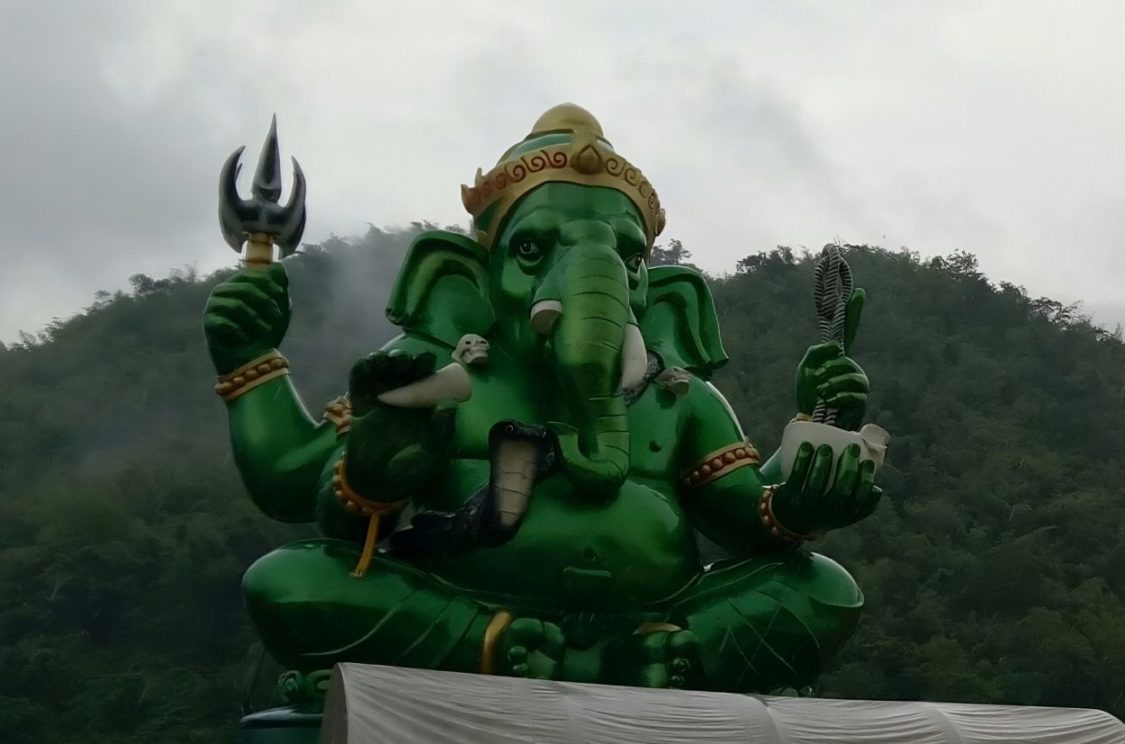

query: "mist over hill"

left=2, top=226, right=1125, bottom=742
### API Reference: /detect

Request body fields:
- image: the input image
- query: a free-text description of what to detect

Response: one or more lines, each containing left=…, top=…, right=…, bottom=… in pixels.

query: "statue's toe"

left=499, top=618, right=566, bottom=680
left=631, top=628, right=699, bottom=689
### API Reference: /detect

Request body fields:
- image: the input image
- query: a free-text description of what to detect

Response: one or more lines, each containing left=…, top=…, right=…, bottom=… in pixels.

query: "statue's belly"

left=415, top=465, right=699, bottom=608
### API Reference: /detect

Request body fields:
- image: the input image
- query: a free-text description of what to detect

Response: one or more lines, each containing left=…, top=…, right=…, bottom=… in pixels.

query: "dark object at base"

left=391, top=420, right=557, bottom=553
left=239, top=706, right=322, bottom=744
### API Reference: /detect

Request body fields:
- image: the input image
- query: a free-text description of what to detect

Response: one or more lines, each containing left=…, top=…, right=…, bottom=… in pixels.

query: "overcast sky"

left=1, top=1, right=1123, bottom=341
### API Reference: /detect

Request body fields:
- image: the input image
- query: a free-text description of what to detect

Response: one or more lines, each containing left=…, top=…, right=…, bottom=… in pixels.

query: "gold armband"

left=215, top=351, right=289, bottom=401
left=323, top=395, right=353, bottom=437
left=332, top=457, right=407, bottom=578
left=680, top=441, right=760, bottom=489
left=759, top=484, right=813, bottom=544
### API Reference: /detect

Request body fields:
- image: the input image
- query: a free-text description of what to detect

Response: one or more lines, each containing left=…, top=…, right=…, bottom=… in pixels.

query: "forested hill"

left=3, top=226, right=1125, bottom=742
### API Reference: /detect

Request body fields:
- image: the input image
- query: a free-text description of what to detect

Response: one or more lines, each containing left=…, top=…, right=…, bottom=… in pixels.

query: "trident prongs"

left=218, top=115, right=307, bottom=268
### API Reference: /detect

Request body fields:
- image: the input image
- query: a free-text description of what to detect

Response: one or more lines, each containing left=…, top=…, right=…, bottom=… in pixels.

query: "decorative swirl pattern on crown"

left=461, top=142, right=666, bottom=250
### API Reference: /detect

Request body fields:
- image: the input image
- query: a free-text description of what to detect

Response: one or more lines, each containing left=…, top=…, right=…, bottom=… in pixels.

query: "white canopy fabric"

left=320, top=663, right=1125, bottom=744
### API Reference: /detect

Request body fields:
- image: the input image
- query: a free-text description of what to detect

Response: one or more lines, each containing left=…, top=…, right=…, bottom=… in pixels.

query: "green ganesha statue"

left=204, top=104, right=883, bottom=695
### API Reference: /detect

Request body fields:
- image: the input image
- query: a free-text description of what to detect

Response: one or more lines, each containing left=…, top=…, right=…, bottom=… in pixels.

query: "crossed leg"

left=244, top=540, right=862, bottom=694
left=242, top=539, right=493, bottom=673
left=674, top=551, right=863, bottom=693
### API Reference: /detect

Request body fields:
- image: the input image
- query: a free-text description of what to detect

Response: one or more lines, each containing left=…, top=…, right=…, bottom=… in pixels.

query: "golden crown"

left=461, top=103, right=666, bottom=251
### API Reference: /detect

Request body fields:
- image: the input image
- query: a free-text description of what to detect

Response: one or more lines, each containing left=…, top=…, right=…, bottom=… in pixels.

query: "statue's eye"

left=625, top=254, right=643, bottom=271
left=515, top=239, right=543, bottom=261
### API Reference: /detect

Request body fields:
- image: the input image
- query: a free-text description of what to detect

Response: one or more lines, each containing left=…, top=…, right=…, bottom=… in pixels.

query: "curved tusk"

left=530, top=300, right=563, bottom=336
left=377, top=363, right=472, bottom=408
left=620, top=314, right=648, bottom=392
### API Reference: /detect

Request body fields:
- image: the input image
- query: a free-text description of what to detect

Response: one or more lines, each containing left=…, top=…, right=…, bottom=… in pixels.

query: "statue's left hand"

left=795, top=343, right=869, bottom=431
left=771, top=442, right=882, bottom=536
left=795, top=286, right=867, bottom=430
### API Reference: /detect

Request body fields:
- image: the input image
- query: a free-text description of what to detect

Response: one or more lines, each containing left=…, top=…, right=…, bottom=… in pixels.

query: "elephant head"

left=385, top=104, right=728, bottom=496
left=489, top=181, right=649, bottom=496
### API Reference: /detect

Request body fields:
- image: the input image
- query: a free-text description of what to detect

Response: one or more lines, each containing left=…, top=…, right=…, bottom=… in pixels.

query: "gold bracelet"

left=215, top=351, right=289, bottom=401
left=758, top=484, right=813, bottom=543
left=680, top=441, right=761, bottom=489
left=332, top=457, right=408, bottom=578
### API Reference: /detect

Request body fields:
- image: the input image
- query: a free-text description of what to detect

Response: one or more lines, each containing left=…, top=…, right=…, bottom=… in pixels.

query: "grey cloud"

left=0, top=2, right=271, bottom=338
left=701, top=62, right=873, bottom=228
left=1, top=2, right=1124, bottom=341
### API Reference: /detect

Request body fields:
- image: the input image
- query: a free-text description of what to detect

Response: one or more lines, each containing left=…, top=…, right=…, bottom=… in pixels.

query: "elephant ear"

left=385, top=230, right=493, bottom=347
left=641, top=265, right=729, bottom=379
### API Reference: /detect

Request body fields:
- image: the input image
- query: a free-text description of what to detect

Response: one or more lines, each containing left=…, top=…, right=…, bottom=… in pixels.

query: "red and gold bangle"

left=332, top=457, right=407, bottom=578
left=680, top=441, right=761, bottom=489
left=215, top=351, right=289, bottom=401
left=759, top=484, right=814, bottom=544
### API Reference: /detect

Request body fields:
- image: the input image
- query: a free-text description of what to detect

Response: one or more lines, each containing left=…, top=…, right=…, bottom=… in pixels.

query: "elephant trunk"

left=537, top=240, right=631, bottom=496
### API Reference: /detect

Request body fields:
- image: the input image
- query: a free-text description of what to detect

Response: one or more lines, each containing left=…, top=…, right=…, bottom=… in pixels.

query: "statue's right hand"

left=771, top=442, right=881, bottom=536
left=203, top=263, right=291, bottom=375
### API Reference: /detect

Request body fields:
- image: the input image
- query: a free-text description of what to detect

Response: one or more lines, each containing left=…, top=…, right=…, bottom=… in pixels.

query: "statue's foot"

left=606, top=626, right=699, bottom=689
left=276, top=669, right=333, bottom=707
left=636, top=627, right=699, bottom=689
left=499, top=618, right=567, bottom=680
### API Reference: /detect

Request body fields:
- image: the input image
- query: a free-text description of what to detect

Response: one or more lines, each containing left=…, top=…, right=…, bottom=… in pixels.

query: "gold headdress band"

left=461, top=103, right=666, bottom=253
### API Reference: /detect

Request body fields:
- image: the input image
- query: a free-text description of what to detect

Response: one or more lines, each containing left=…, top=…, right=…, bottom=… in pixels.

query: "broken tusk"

left=530, top=300, right=562, bottom=336
left=655, top=366, right=691, bottom=398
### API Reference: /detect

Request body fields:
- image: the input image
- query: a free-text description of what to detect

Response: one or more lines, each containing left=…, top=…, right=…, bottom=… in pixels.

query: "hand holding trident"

left=218, top=116, right=307, bottom=268
left=203, top=117, right=304, bottom=378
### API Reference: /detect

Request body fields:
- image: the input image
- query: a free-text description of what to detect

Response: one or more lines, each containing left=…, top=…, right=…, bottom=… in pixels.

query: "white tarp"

left=320, top=663, right=1125, bottom=744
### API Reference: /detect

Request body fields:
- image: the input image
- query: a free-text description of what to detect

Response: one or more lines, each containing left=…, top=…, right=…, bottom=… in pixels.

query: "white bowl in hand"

left=779, top=420, right=890, bottom=480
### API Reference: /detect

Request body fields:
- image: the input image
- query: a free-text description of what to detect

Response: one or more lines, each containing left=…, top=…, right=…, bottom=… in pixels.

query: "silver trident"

left=218, top=116, right=307, bottom=269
